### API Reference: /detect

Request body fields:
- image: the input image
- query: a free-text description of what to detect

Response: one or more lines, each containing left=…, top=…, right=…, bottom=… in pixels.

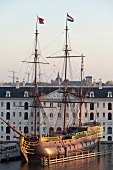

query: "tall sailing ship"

left=0, top=14, right=103, bottom=163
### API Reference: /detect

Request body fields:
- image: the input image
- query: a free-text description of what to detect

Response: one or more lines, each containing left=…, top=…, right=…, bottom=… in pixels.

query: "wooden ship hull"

left=20, top=125, right=103, bottom=162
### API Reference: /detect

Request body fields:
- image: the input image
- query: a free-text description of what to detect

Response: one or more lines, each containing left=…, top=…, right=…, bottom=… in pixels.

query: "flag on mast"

left=67, top=13, right=74, bottom=22
left=38, top=17, right=44, bottom=24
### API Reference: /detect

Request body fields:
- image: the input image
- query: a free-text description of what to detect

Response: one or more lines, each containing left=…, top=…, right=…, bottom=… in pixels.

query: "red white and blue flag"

left=38, top=17, right=44, bottom=24
left=67, top=13, right=74, bottom=22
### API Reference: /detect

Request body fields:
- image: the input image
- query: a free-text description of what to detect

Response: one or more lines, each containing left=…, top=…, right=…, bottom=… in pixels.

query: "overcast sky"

left=0, top=0, right=113, bottom=83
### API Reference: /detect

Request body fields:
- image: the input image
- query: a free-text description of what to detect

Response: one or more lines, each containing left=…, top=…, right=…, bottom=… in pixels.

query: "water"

left=0, top=144, right=113, bottom=170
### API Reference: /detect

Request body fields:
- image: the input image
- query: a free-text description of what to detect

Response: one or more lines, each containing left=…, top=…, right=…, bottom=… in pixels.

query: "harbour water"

left=0, top=144, right=113, bottom=170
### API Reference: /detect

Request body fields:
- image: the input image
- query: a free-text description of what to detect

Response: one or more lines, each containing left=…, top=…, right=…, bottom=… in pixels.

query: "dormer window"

left=24, top=91, right=29, bottom=97
left=6, top=91, right=11, bottom=97
left=107, top=91, right=112, bottom=98
left=89, top=91, right=94, bottom=98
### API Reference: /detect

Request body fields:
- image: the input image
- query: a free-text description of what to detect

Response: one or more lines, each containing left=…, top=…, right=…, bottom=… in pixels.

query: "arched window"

left=6, top=102, right=10, bottom=110
left=6, top=135, right=10, bottom=140
left=108, top=136, right=112, bottom=141
left=6, top=112, right=10, bottom=120
left=24, top=126, right=28, bottom=134
left=90, top=112, right=94, bottom=120
left=58, top=112, right=61, bottom=118
left=6, top=126, right=10, bottom=134
left=24, top=102, right=28, bottom=110
left=108, top=103, right=112, bottom=110
left=108, top=112, right=112, bottom=120
left=57, top=127, right=62, bottom=131
left=50, top=112, right=53, bottom=118
left=49, top=127, right=54, bottom=136
left=24, top=112, right=28, bottom=120
left=107, top=127, right=112, bottom=134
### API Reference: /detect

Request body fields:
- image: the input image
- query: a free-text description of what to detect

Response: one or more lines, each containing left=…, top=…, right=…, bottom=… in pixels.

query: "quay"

left=0, top=142, right=21, bottom=162
left=41, top=149, right=112, bottom=166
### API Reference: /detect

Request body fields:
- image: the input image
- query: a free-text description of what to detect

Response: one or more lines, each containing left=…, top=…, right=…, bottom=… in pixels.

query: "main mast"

left=34, top=24, right=39, bottom=136
left=63, top=21, right=69, bottom=132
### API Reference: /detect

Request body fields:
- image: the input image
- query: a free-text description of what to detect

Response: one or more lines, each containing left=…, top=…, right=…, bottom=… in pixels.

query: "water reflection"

left=0, top=144, right=113, bottom=170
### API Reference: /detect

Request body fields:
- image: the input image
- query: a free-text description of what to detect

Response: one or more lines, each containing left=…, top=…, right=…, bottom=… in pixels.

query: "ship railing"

left=40, top=136, right=60, bottom=142
left=41, top=149, right=112, bottom=166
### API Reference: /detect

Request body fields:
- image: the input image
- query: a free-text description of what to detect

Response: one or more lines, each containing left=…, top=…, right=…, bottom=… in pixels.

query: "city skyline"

left=0, top=0, right=113, bottom=83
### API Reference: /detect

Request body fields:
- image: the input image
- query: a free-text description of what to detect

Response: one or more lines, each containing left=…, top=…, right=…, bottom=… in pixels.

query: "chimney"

left=93, top=79, right=96, bottom=86
left=99, top=78, right=102, bottom=89
left=23, top=79, right=25, bottom=86
left=16, top=78, right=19, bottom=89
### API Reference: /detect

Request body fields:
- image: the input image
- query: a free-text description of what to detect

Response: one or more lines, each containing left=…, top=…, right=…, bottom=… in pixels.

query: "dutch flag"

left=67, top=13, right=74, bottom=22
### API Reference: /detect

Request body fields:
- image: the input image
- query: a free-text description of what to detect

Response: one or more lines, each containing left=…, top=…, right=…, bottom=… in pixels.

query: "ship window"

left=89, top=91, right=94, bottom=97
left=24, top=112, right=28, bottom=120
left=6, top=127, right=10, bottom=134
left=6, top=102, right=10, bottom=110
left=108, top=103, right=112, bottom=110
left=90, top=103, right=94, bottom=110
left=24, top=102, right=28, bottom=110
left=24, top=126, right=28, bottom=134
left=107, top=91, right=112, bottom=98
left=103, top=112, right=105, bottom=117
left=103, top=136, right=105, bottom=138
left=24, top=91, right=29, bottom=97
left=90, top=112, right=94, bottom=120
left=6, top=91, right=11, bottom=97
left=108, top=112, right=112, bottom=120
left=6, top=112, right=10, bottom=120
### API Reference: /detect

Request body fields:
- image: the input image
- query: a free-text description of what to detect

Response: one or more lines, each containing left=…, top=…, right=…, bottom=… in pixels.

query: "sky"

left=0, top=0, right=113, bottom=83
